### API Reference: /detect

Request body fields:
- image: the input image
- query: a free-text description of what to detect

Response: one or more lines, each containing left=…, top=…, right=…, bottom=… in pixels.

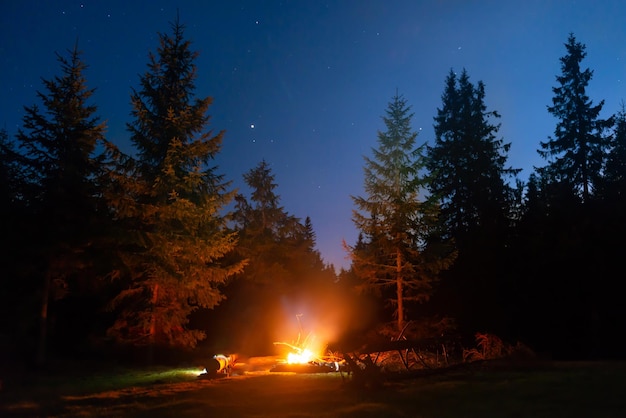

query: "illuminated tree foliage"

left=538, top=33, right=612, bottom=203
left=12, top=45, right=108, bottom=363
left=348, top=92, right=455, bottom=333
left=232, top=159, right=321, bottom=288
left=104, top=18, right=244, bottom=349
left=220, top=160, right=334, bottom=353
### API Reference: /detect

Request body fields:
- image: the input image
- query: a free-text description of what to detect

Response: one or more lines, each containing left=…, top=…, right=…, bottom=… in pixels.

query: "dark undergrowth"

left=1, top=357, right=625, bottom=418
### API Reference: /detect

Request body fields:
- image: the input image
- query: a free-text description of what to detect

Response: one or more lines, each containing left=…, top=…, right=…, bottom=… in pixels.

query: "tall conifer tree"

left=14, top=44, right=107, bottom=363
left=428, top=69, right=519, bottom=244
left=600, top=103, right=626, bottom=202
left=523, top=35, right=615, bottom=356
left=0, top=128, right=20, bottom=211
left=538, top=33, right=612, bottom=203
left=225, top=160, right=332, bottom=353
left=348, top=92, right=454, bottom=333
left=427, top=69, right=519, bottom=334
left=104, top=18, right=244, bottom=349
left=232, top=159, right=316, bottom=288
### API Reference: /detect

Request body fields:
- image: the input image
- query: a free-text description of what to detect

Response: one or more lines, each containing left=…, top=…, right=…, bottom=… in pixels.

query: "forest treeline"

left=1, top=19, right=624, bottom=365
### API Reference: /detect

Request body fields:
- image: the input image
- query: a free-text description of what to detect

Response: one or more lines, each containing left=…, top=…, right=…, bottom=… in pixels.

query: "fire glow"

left=287, top=348, right=314, bottom=364
left=274, top=340, right=323, bottom=365
left=271, top=313, right=346, bottom=373
left=273, top=314, right=326, bottom=365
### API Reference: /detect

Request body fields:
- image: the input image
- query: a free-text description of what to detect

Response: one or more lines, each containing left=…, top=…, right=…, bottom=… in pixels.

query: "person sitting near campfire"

left=206, top=354, right=235, bottom=377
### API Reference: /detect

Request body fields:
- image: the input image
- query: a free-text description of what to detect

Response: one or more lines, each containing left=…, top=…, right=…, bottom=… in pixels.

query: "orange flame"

left=274, top=314, right=330, bottom=365
left=287, top=348, right=314, bottom=364
left=274, top=340, right=325, bottom=365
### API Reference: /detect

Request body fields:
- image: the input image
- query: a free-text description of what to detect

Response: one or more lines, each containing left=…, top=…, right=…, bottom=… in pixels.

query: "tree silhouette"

left=428, top=69, right=519, bottom=245
left=232, top=160, right=333, bottom=290
left=13, top=44, right=107, bottom=363
left=601, top=102, right=626, bottom=202
left=427, top=69, right=519, bottom=335
left=538, top=33, right=612, bottom=203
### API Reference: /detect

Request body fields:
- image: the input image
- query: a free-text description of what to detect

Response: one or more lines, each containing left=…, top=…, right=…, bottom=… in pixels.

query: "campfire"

left=271, top=314, right=344, bottom=373
left=274, top=340, right=321, bottom=365
left=201, top=313, right=348, bottom=377
left=288, top=349, right=314, bottom=364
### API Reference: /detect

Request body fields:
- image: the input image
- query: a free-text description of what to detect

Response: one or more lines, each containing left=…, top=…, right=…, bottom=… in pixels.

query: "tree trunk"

left=396, top=249, right=404, bottom=333
left=37, top=273, right=51, bottom=365
left=148, top=283, right=159, bottom=364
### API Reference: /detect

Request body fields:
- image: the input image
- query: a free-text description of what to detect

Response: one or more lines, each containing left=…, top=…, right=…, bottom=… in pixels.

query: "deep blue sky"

left=2, top=1, right=625, bottom=270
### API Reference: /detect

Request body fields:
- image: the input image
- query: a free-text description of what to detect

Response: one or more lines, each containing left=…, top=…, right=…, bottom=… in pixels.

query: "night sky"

left=2, top=1, right=625, bottom=270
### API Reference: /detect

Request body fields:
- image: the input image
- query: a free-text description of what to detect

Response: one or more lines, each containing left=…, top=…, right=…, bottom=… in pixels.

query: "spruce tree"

left=427, top=69, right=519, bottom=335
left=594, top=104, right=626, bottom=356
left=225, top=160, right=332, bottom=353
left=348, top=92, right=454, bottom=333
left=104, top=18, right=244, bottom=349
left=602, top=103, right=626, bottom=201
left=13, top=44, right=107, bottom=363
left=428, top=69, right=519, bottom=244
left=538, top=33, right=612, bottom=203
left=232, top=159, right=313, bottom=288
left=0, top=128, right=30, bottom=346
left=518, top=36, right=614, bottom=357
left=0, top=128, right=20, bottom=211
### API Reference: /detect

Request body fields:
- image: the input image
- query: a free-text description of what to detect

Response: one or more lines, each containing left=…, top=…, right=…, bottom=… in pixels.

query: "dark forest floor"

left=1, top=357, right=625, bottom=417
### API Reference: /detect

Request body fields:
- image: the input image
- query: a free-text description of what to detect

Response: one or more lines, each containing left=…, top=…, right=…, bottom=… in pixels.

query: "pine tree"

left=16, top=45, right=107, bottom=218
left=0, top=128, right=31, bottom=345
left=592, top=104, right=626, bottom=357
left=236, top=159, right=285, bottom=236
left=538, top=33, right=612, bottom=203
left=0, top=128, right=20, bottom=210
left=225, top=160, right=333, bottom=353
left=13, top=44, right=107, bottom=363
left=602, top=103, right=626, bottom=201
left=232, top=159, right=311, bottom=288
left=348, top=92, right=454, bottom=333
left=427, top=69, right=519, bottom=335
left=302, top=216, right=324, bottom=269
left=104, top=18, right=244, bottom=349
left=515, top=36, right=615, bottom=356
left=427, top=69, right=519, bottom=244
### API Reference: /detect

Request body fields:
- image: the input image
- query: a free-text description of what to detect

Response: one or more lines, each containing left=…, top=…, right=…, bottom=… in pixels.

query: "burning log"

left=271, top=363, right=337, bottom=373
left=270, top=313, right=348, bottom=373
left=272, top=341, right=344, bottom=373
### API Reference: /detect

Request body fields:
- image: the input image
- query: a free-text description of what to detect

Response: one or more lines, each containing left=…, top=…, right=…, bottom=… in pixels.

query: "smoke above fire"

left=270, top=282, right=377, bottom=356
left=212, top=274, right=379, bottom=357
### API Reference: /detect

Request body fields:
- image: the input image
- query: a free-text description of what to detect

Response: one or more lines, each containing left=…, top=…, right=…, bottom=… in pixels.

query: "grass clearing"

left=1, top=360, right=625, bottom=417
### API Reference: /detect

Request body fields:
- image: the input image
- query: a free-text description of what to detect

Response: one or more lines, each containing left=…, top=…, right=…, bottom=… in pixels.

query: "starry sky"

left=2, top=1, right=626, bottom=270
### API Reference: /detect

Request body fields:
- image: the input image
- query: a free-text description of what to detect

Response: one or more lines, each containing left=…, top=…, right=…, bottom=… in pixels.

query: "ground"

left=1, top=356, right=625, bottom=417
